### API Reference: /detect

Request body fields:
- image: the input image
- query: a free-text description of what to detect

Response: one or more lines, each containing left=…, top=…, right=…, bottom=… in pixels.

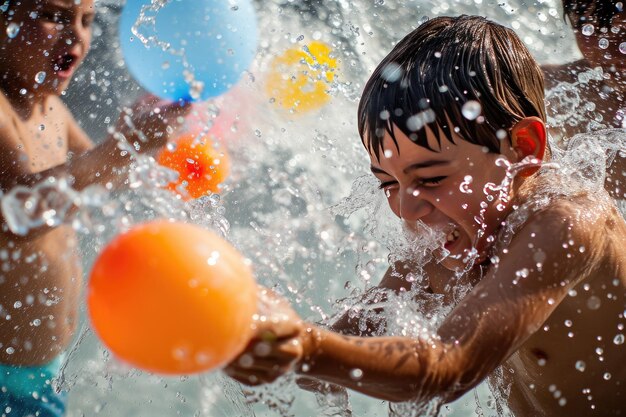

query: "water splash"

left=545, top=67, right=605, bottom=131
left=130, top=0, right=204, bottom=100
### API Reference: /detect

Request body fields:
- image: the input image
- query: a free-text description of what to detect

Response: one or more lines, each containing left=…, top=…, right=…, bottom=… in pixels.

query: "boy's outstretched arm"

left=0, top=96, right=190, bottom=237
left=227, top=200, right=605, bottom=403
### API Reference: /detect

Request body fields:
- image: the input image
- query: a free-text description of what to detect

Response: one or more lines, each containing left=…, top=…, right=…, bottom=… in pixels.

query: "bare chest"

left=16, top=108, right=69, bottom=172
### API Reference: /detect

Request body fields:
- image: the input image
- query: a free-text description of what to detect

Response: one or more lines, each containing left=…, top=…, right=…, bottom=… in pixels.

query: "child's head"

left=0, top=0, right=95, bottom=97
left=562, top=0, right=625, bottom=67
left=358, top=16, right=548, bottom=270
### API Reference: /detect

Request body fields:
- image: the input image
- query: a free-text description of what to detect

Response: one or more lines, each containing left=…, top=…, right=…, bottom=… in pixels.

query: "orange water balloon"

left=87, top=221, right=257, bottom=375
left=265, top=41, right=337, bottom=113
left=157, top=134, right=230, bottom=199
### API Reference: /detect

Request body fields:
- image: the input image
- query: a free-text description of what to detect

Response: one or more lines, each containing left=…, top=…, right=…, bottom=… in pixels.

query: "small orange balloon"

left=87, top=221, right=257, bottom=375
left=157, top=134, right=230, bottom=199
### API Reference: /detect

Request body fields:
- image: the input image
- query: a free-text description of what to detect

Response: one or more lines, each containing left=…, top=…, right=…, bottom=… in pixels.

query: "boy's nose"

left=398, top=190, right=433, bottom=222
left=65, top=21, right=89, bottom=47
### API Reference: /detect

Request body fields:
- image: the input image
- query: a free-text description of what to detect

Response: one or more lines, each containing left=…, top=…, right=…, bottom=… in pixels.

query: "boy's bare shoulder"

left=0, top=90, right=17, bottom=124
left=542, top=59, right=589, bottom=89
left=515, top=189, right=623, bottom=263
left=0, top=91, right=24, bottom=149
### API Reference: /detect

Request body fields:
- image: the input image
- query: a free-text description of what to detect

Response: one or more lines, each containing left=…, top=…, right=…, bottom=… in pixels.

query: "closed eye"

left=377, top=180, right=397, bottom=190
left=419, top=176, right=447, bottom=186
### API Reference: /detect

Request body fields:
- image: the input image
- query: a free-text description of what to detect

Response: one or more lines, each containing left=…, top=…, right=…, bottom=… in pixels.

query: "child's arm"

left=0, top=97, right=189, bottom=235
left=226, top=200, right=603, bottom=403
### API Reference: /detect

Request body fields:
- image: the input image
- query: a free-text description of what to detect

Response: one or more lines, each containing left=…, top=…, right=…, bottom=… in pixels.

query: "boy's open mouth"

left=53, top=53, right=77, bottom=77
left=444, top=229, right=461, bottom=250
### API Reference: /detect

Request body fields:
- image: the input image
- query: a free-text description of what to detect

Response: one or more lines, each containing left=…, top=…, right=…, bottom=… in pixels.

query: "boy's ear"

left=510, top=117, right=547, bottom=178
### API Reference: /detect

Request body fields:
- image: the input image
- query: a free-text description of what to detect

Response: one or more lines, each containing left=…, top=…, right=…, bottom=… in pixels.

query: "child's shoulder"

left=542, top=59, right=591, bottom=89
left=507, top=184, right=623, bottom=265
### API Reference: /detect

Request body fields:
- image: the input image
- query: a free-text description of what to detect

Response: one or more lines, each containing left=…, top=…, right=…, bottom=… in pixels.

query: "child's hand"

left=224, top=287, right=305, bottom=386
left=116, top=94, right=192, bottom=153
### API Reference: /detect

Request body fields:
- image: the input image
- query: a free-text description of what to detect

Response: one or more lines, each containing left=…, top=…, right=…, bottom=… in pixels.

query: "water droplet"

left=13, top=301, right=22, bottom=308
left=619, top=42, right=626, bottom=54
left=39, top=124, right=45, bottom=131
left=603, top=372, right=611, bottom=381
left=581, top=24, right=594, bottom=36
left=575, top=360, right=586, bottom=372
left=459, top=175, right=473, bottom=193
left=5, top=347, right=15, bottom=354
left=19, top=88, right=27, bottom=95
left=6, top=22, right=20, bottom=38
left=587, top=295, right=601, bottom=310
left=383, top=149, right=393, bottom=158
left=598, top=38, right=609, bottom=49
left=564, top=319, right=573, bottom=327
left=237, top=353, right=254, bottom=368
left=613, top=334, right=624, bottom=345
left=349, top=368, right=363, bottom=380
left=34, top=71, right=46, bottom=84
left=461, top=101, right=481, bottom=120
left=381, top=62, right=403, bottom=82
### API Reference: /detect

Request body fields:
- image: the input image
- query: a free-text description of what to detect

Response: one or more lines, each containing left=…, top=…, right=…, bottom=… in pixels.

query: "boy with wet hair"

left=225, top=15, right=626, bottom=416
left=543, top=0, right=625, bottom=199
left=0, top=1, right=189, bottom=415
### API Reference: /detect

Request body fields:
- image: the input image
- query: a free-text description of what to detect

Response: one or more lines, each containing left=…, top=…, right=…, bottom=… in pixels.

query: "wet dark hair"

left=357, top=15, right=546, bottom=160
left=562, top=0, right=623, bottom=29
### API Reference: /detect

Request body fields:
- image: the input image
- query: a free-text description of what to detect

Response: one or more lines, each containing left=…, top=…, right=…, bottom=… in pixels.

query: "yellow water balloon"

left=265, top=41, right=337, bottom=113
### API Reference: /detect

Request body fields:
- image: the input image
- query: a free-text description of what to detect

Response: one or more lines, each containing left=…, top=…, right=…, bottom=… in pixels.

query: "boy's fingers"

left=224, top=367, right=283, bottom=386
left=253, top=322, right=301, bottom=341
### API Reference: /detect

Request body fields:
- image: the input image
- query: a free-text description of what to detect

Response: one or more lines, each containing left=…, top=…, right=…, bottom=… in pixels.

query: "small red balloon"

left=157, top=134, right=230, bottom=199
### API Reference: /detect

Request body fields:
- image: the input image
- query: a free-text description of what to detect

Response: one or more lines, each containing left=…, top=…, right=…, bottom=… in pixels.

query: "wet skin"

left=0, top=0, right=189, bottom=365
left=0, top=0, right=95, bottom=365
left=543, top=10, right=626, bottom=200
left=225, top=121, right=626, bottom=416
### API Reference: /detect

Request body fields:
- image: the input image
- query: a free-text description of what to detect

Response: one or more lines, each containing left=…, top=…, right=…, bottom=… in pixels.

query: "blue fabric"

left=0, top=356, right=67, bottom=417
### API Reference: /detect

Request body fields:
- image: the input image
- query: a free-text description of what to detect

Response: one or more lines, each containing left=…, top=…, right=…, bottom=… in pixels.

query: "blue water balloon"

left=119, top=0, right=258, bottom=102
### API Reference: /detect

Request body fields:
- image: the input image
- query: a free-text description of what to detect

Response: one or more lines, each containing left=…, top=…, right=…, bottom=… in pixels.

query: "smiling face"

left=369, top=124, right=520, bottom=271
left=0, top=0, right=95, bottom=95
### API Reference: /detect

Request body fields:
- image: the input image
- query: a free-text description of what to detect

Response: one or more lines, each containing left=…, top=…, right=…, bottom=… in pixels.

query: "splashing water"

left=545, top=67, right=606, bottom=132
left=2, top=0, right=623, bottom=416
left=131, top=0, right=204, bottom=99
left=6, top=22, right=20, bottom=38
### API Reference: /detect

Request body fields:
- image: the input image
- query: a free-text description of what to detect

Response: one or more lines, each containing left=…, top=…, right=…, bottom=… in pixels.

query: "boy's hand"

left=224, top=287, right=306, bottom=386
left=116, top=94, right=192, bottom=153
